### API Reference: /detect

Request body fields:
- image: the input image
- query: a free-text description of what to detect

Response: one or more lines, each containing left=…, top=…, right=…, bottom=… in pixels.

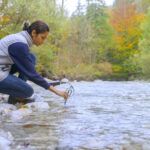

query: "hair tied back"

left=23, top=22, right=30, bottom=31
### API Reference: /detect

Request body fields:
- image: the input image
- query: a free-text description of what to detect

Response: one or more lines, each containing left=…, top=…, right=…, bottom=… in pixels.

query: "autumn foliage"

left=0, top=0, right=150, bottom=80
left=111, top=0, right=144, bottom=62
left=0, top=17, right=9, bottom=22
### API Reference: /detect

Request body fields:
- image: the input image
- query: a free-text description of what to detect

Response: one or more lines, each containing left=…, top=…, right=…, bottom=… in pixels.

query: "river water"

left=1, top=81, right=150, bottom=150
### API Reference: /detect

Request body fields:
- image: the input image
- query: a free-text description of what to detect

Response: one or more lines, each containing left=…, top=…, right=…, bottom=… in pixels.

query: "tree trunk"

left=0, top=0, right=8, bottom=11
left=61, top=0, right=64, bottom=16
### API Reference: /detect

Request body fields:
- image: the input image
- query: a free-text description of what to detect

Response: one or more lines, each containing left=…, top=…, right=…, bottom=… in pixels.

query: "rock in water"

left=0, top=130, right=14, bottom=150
left=26, top=102, right=50, bottom=112
left=8, top=108, right=32, bottom=120
left=55, top=146, right=73, bottom=150
left=0, top=104, right=17, bottom=116
left=61, top=78, right=69, bottom=83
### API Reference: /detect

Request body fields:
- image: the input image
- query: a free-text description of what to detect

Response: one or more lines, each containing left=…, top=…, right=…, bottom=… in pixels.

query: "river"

left=0, top=80, right=150, bottom=150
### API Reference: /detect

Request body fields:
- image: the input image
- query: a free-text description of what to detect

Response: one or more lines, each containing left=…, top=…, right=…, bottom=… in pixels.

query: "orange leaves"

left=0, top=17, right=10, bottom=22
left=0, top=17, right=10, bottom=27
left=0, top=17, right=10, bottom=39
left=110, top=0, right=144, bottom=61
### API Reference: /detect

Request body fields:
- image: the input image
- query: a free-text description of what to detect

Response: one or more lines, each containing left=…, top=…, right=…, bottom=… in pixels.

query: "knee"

left=29, top=53, right=37, bottom=65
left=23, top=85, right=34, bottom=98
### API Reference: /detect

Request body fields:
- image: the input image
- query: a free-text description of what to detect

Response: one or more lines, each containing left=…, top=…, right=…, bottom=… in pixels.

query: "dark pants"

left=0, top=53, right=36, bottom=98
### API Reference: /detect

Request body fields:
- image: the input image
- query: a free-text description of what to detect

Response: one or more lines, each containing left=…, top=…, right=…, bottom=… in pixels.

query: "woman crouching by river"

left=0, top=20, right=68, bottom=104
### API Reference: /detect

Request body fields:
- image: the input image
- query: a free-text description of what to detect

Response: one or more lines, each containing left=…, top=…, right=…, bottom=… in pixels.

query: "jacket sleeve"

left=8, top=42, right=51, bottom=89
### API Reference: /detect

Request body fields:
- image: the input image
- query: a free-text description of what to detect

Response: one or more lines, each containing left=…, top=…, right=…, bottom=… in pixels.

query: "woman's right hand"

left=49, top=85, right=68, bottom=100
left=56, top=91, right=68, bottom=100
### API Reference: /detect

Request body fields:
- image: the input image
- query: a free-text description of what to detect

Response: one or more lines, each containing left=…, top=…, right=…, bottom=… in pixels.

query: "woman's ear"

left=31, top=30, right=37, bottom=37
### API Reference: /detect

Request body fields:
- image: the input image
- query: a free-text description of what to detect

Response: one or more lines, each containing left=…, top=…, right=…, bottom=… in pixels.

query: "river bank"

left=48, top=72, right=148, bottom=82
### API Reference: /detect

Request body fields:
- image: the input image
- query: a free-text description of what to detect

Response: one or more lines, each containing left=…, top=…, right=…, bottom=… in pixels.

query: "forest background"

left=1, top=0, right=150, bottom=81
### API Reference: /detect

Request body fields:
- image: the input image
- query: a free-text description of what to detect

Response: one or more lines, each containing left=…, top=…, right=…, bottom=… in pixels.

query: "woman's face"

left=31, top=30, right=49, bottom=46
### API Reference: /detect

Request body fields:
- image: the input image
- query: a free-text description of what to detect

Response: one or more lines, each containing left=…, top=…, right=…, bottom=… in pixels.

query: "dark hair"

left=23, top=20, right=50, bottom=35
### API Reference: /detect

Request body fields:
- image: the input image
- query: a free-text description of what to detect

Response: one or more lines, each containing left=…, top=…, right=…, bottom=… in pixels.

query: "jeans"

left=0, top=53, right=36, bottom=98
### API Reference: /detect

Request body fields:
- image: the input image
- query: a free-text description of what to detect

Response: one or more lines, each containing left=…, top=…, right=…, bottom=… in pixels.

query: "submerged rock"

left=142, top=143, right=150, bottom=150
left=0, top=104, right=17, bottom=116
left=26, top=102, right=50, bottom=112
left=0, top=101, right=50, bottom=120
left=8, top=108, right=32, bottom=120
left=16, top=141, right=32, bottom=150
left=55, top=146, right=73, bottom=150
left=0, top=137, right=11, bottom=150
left=0, top=130, right=14, bottom=150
